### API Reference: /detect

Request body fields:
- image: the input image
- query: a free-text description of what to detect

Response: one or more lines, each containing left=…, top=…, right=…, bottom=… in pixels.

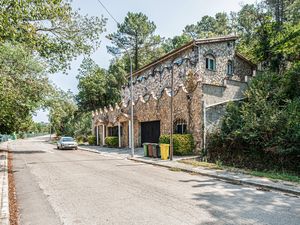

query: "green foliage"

left=162, top=34, right=192, bottom=53
left=207, top=64, right=300, bottom=173
left=107, top=12, right=163, bottom=71
left=0, top=43, right=50, bottom=134
left=47, top=90, right=78, bottom=137
left=27, top=122, right=50, bottom=134
left=160, top=134, right=194, bottom=156
left=76, top=58, right=125, bottom=112
left=88, top=135, right=96, bottom=145
left=105, top=136, right=119, bottom=148
left=0, top=0, right=106, bottom=73
left=183, top=13, right=232, bottom=39
left=236, top=1, right=300, bottom=72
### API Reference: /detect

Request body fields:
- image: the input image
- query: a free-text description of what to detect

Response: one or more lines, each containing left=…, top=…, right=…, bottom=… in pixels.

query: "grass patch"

left=179, top=159, right=300, bottom=184
left=180, top=159, right=222, bottom=170
left=169, top=167, right=182, bottom=172
left=248, top=171, right=300, bottom=184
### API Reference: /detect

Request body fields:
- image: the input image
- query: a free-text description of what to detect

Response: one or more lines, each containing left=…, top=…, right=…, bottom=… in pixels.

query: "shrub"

left=87, top=135, right=96, bottom=145
left=159, top=134, right=194, bottom=156
left=207, top=67, right=300, bottom=174
left=105, top=136, right=118, bottom=147
left=76, top=135, right=86, bottom=144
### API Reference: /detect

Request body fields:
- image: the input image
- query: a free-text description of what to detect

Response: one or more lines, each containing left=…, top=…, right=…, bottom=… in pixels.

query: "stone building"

left=92, top=36, right=256, bottom=152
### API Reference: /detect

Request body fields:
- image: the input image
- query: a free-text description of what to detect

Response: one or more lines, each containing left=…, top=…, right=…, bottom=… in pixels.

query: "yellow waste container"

left=160, top=144, right=169, bottom=160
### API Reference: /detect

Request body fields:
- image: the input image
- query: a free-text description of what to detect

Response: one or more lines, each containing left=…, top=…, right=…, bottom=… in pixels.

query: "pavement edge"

left=128, top=157, right=300, bottom=196
left=0, top=142, right=10, bottom=225
left=76, top=145, right=300, bottom=196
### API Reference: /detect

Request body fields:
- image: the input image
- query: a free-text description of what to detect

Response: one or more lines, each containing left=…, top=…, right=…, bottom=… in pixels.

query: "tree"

left=107, top=12, right=163, bottom=71
left=232, top=1, right=299, bottom=72
left=162, top=34, right=192, bottom=53
left=0, top=0, right=106, bottom=73
left=47, top=89, right=78, bottom=136
left=76, top=58, right=126, bottom=112
left=0, top=43, right=50, bottom=134
left=183, top=13, right=232, bottom=39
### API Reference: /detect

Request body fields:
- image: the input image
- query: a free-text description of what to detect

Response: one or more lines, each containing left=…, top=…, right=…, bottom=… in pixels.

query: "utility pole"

left=169, top=66, right=174, bottom=161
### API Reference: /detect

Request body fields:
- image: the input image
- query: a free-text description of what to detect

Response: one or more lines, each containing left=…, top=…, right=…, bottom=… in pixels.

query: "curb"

left=0, top=144, right=9, bottom=225
left=72, top=145, right=300, bottom=196
left=128, top=157, right=300, bottom=196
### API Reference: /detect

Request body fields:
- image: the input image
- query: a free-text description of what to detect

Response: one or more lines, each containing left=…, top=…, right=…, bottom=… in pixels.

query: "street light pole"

left=169, top=66, right=174, bottom=161
left=129, top=55, right=134, bottom=157
left=49, top=113, right=52, bottom=142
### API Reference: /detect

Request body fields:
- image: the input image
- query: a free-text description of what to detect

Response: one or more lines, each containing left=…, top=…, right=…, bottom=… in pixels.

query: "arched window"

left=174, top=119, right=187, bottom=134
left=205, top=54, right=216, bottom=71
left=227, top=60, right=233, bottom=75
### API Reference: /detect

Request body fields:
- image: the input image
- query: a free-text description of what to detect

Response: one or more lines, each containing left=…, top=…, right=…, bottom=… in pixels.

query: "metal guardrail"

left=0, top=133, right=49, bottom=143
left=0, top=134, right=13, bottom=143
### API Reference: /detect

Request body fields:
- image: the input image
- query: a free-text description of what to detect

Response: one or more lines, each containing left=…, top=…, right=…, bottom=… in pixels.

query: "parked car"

left=57, top=137, right=78, bottom=150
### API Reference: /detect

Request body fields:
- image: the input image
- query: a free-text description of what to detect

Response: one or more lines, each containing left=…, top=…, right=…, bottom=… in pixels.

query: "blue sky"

left=34, top=0, right=257, bottom=122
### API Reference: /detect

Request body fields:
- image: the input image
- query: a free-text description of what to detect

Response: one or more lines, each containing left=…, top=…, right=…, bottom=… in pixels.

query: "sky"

left=33, top=0, right=257, bottom=122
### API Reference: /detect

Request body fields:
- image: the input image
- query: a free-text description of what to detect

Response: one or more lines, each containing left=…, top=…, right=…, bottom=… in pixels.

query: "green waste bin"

left=152, top=143, right=158, bottom=158
left=143, top=143, right=148, bottom=157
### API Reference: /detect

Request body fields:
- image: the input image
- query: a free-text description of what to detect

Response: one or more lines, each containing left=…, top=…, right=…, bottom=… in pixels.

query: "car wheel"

left=75, top=147, right=78, bottom=150
left=57, top=146, right=60, bottom=150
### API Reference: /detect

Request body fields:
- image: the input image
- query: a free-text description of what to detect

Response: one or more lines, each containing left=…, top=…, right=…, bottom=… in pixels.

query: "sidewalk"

left=79, top=145, right=300, bottom=196
left=0, top=142, right=9, bottom=225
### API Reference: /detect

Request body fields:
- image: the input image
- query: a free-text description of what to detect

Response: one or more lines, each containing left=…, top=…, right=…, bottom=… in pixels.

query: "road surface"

left=10, top=136, right=300, bottom=225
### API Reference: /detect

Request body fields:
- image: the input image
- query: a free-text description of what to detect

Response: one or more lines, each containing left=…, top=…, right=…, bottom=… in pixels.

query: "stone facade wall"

left=197, top=41, right=235, bottom=85
left=121, top=40, right=253, bottom=105
left=234, top=55, right=253, bottom=81
left=121, top=47, right=198, bottom=104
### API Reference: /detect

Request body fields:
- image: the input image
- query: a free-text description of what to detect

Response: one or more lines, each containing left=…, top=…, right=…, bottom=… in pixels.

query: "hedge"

left=87, top=135, right=96, bottom=145
left=159, top=134, right=194, bottom=156
left=105, top=136, right=119, bottom=147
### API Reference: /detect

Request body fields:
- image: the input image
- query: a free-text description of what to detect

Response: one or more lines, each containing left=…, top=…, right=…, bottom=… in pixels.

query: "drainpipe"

left=102, top=125, right=105, bottom=146
left=96, top=125, right=99, bottom=145
left=118, top=122, right=121, bottom=148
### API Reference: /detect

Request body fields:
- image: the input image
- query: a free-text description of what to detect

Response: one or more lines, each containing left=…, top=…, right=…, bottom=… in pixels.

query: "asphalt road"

left=10, top=136, right=300, bottom=225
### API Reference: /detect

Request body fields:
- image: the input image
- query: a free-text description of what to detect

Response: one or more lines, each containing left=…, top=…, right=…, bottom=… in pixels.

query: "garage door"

left=141, top=121, right=160, bottom=144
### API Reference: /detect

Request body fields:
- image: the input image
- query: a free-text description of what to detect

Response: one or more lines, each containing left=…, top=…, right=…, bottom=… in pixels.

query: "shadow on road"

left=10, top=150, right=46, bottom=154
left=179, top=178, right=299, bottom=225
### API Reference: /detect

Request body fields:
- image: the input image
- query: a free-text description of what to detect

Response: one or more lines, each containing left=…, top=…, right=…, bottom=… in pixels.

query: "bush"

left=207, top=67, right=300, bottom=174
left=87, top=135, right=96, bottom=145
left=76, top=135, right=86, bottom=144
left=105, top=136, right=118, bottom=147
left=159, top=134, right=194, bottom=156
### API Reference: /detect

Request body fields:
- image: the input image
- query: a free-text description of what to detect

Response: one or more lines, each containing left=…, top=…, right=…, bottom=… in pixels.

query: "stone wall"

left=121, top=47, right=198, bottom=104
left=234, top=55, right=254, bottom=81
left=197, top=41, right=235, bottom=85
left=93, top=81, right=203, bottom=151
left=121, top=40, right=253, bottom=105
